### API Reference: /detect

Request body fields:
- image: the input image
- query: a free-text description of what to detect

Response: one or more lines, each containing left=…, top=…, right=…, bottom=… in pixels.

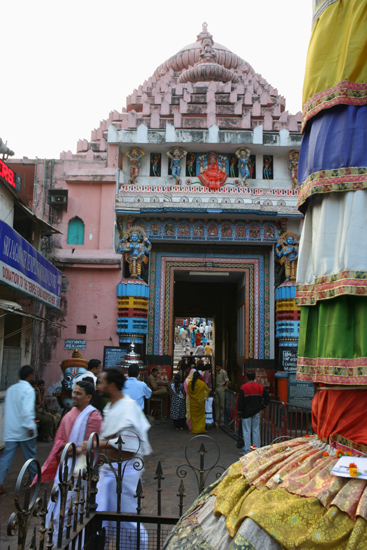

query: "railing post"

left=39, top=488, right=48, bottom=550
left=135, top=479, right=144, bottom=550
left=198, top=443, right=207, bottom=494
left=177, top=480, right=186, bottom=517
left=154, top=461, right=164, bottom=550
left=7, top=458, right=42, bottom=550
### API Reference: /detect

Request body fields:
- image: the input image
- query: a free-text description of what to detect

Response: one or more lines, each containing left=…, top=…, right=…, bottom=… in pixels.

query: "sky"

left=2, top=0, right=312, bottom=160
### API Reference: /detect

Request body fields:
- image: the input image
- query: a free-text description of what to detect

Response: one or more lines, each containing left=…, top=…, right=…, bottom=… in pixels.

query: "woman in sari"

left=184, top=368, right=196, bottom=431
left=185, top=371, right=210, bottom=434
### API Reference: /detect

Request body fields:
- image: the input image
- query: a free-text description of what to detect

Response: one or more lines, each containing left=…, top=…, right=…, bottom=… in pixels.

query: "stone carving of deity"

left=263, top=156, right=273, bottom=180
left=236, top=147, right=251, bottom=184
left=236, top=225, right=245, bottom=238
left=222, top=224, right=232, bottom=237
left=126, top=147, right=145, bottom=185
left=53, top=349, right=88, bottom=410
left=118, top=226, right=152, bottom=279
left=276, top=232, right=299, bottom=281
left=249, top=225, right=260, bottom=239
left=167, top=147, right=187, bottom=185
left=186, top=153, right=196, bottom=177
left=264, top=225, right=275, bottom=239
left=208, top=224, right=218, bottom=237
left=288, top=150, right=300, bottom=189
left=194, top=225, right=204, bottom=237
left=198, top=151, right=228, bottom=190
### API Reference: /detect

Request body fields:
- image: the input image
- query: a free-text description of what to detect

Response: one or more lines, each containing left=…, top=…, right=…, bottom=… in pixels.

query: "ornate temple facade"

left=8, top=25, right=303, bottom=396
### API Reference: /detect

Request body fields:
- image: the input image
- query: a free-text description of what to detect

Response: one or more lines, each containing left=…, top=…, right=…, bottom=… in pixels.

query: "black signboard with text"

left=103, top=346, right=128, bottom=368
left=288, top=373, right=315, bottom=408
left=282, top=348, right=298, bottom=371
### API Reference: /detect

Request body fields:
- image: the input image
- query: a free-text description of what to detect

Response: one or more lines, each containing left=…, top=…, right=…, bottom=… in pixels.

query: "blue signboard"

left=64, top=339, right=86, bottom=350
left=0, top=220, right=62, bottom=308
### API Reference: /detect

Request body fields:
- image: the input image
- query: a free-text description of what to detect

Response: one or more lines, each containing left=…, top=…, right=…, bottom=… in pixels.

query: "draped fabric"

left=297, top=296, right=367, bottom=384
left=302, top=0, right=367, bottom=131
left=163, top=440, right=367, bottom=550
left=186, top=379, right=210, bottom=434
left=184, top=369, right=196, bottom=431
left=312, top=390, right=367, bottom=449
left=296, top=0, right=367, bottom=387
left=298, top=105, right=367, bottom=214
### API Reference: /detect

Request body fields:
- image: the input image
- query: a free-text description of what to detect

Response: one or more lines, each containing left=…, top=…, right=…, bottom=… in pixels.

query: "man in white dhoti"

left=91, top=368, right=152, bottom=550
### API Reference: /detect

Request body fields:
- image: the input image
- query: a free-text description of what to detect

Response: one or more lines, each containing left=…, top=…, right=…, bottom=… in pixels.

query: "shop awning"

left=0, top=299, right=66, bottom=328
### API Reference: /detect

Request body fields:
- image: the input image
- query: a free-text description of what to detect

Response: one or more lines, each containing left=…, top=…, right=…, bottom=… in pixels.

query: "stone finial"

left=178, top=24, right=239, bottom=84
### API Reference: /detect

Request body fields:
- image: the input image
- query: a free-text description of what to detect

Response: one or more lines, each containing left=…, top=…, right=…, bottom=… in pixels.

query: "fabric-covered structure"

left=162, top=3, right=367, bottom=549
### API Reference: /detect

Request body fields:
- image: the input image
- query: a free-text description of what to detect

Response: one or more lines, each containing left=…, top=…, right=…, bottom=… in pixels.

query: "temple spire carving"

left=178, top=24, right=239, bottom=84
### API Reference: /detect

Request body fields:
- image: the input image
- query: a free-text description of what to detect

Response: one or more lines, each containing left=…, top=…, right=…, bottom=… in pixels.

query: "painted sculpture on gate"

left=118, top=226, right=152, bottom=279
left=275, top=232, right=299, bottom=282
left=53, top=349, right=88, bottom=410
left=288, top=150, right=300, bottom=189
left=236, top=147, right=251, bottom=184
left=197, top=151, right=228, bottom=190
left=167, top=147, right=187, bottom=185
left=126, top=147, right=145, bottom=184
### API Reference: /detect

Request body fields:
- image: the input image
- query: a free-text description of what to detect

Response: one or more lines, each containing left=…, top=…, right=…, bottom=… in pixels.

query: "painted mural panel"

left=150, top=153, right=161, bottom=177
left=186, top=153, right=196, bottom=177
left=263, top=155, right=273, bottom=180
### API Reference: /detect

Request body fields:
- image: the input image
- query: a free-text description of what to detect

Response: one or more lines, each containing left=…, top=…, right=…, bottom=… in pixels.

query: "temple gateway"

left=8, top=24, right=304, bottom=401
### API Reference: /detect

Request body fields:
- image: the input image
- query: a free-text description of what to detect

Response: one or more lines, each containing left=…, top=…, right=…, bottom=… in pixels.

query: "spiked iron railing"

left=176, top=435, right=225, bottom=494
left=6, top=433, right=225, bottom=550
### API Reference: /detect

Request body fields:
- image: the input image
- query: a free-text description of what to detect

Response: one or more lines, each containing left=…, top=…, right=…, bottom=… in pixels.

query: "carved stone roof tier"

left=70, top=24, right=301, bottom=158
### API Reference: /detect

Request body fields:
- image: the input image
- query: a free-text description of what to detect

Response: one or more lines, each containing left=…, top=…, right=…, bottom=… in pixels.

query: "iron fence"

left=5, top=433, right=225, bottom=550
left=260, top=400, right=314, bottom=446
left=224, top=392, right=314, bottom=445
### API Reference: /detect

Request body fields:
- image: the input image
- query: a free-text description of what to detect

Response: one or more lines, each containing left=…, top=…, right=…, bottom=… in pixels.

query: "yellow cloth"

left=302, top=0, right=367, bottom=129
left=186, top=378, right=209, bottom=434
left=211, top=459, right=367, bottom=549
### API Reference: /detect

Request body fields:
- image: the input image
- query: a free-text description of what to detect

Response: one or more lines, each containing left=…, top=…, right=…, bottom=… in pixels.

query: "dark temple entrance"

left=173, top=273, right=239, bottom=377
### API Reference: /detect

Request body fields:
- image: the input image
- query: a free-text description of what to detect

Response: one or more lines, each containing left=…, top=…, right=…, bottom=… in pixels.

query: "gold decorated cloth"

left=163, top=438, right=367, bottom=550
left=211, top=437, right=367, bottom=548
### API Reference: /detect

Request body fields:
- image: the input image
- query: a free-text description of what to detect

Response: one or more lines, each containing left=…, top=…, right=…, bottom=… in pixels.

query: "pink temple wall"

left=31, top=158, right=121, bottom=397
left=46, top=265, right=120, bottom=387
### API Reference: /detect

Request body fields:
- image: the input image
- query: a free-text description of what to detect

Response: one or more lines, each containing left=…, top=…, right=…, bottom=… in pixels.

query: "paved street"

left=0, top=422, right=239, bottom=549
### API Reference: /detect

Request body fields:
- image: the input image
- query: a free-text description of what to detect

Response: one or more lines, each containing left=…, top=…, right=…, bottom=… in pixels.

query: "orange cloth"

left=312, top=389, right=367, bottom=447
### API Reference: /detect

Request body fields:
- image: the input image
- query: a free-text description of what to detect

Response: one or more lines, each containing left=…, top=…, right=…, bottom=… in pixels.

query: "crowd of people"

left=0, top=358, right=270, bottom=549
left=175, top=318, right=213, bottom=350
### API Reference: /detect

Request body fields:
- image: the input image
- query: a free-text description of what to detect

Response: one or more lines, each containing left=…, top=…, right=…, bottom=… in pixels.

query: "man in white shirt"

left=123, top=364, right=152, bottom=409
left=85, top=368, right=151, bottom=548
left=0, top=365, right=38, bottom=494
left=195, top=344, right=205, bottom=356
left=72, top=359, right=101, bottom=388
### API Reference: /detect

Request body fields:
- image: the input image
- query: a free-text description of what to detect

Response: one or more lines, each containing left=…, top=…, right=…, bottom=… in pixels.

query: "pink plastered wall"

left=44, top=265, right=120, bottom=390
